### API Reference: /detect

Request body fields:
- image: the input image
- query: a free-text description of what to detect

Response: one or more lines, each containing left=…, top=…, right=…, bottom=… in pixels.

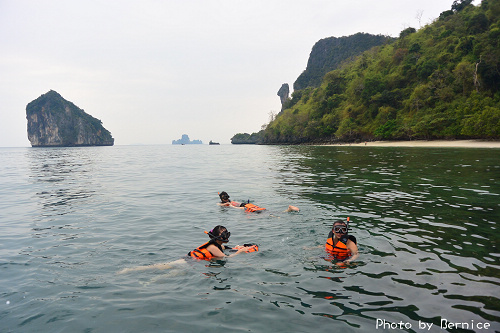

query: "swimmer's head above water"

left=332, top=218, right=349, bottom=235
left=219, top=191, right=230, bottom=203
left=207, top=225, right=231, bottom=243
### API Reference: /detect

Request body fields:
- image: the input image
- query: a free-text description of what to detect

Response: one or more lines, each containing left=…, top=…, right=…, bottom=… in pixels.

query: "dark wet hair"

left=332, top=220, right=347, bottom=228
left=208, top=225, right=230, bottom=242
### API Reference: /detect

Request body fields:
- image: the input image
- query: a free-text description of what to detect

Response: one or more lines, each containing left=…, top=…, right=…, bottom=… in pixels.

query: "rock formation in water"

left=172, top=134, right=202, bottom=144
left=277, top=83, right=290, bottom=110
left=26, top=90, right=114, bottom=147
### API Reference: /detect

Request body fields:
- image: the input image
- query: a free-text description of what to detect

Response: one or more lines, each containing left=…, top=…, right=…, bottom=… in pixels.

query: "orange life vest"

left=243, top=203, right=266, bottom=212
left=325, top=232, right=352, bottom=261
left=232, top=244, right=259, bottom=253
left=189, top=241, right=222, bottom=260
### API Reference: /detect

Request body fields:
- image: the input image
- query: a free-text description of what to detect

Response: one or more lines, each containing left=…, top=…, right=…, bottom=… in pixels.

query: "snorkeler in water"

left=325, top=218, right=359, bottom=265
left=188, top=225, right=257, bottom=259
left=218, top=191, right=299, bottom=212
left=117, top=225, right=256, bottom=274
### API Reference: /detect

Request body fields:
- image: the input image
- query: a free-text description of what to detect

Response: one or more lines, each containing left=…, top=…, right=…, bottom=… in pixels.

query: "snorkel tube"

left=343, top=217, right=357, bottom=245
left=339, top=217, right=350, bottom=243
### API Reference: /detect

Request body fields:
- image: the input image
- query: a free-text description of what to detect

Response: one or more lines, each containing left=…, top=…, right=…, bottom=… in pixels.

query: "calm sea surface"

left=1, top=145, right=499, bottom=333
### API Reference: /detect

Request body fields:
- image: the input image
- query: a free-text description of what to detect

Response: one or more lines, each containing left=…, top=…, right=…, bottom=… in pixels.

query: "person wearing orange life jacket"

left=218, top=191, right=299, bottom=213
left=325, top=219, right=359, bottom=265
left=117, top=225, right=256, bottom=274
left=189, top=225, right=256, bottom=260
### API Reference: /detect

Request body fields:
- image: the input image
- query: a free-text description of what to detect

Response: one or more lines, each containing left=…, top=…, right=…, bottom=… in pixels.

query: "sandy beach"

left=325, top=140, right=500, bottom=148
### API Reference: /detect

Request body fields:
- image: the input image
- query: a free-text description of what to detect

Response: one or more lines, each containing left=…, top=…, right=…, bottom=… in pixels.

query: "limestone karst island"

left=172, top=134, right=202, bottom=145
left=232, top=1, right=500, bottom=144
left=26, top=90, right=114, bottom=147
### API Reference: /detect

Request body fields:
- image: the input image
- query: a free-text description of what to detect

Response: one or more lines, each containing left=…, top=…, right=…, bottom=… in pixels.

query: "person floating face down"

left=188, top=225, right=256, bottom=260
left=116, top=225, right=257, bottom=274
left=325, top=219, right=359, bottom=265
left=218, top=191, right=299, bottom=212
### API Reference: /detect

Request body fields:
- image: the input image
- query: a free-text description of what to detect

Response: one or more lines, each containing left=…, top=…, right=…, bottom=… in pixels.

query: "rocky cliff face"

left=277, top=83, right=290, bottom=110
left=26, top=90, right=114, bottom=147
left=293, top=33, right=392, bottom=91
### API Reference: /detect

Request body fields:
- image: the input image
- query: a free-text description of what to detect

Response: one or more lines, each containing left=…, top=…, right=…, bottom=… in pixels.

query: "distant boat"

left=209, top=140, right=220, bottom=145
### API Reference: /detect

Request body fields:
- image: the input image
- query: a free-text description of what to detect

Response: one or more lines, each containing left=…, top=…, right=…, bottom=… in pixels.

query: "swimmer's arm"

left=344, top=241, right=359, bottom=264
left=232, top=202, right=245, bottom=209
left=207, top=244, right=249, bottom=258
left=206, top=244, right=226, bottom=258
left=225, top=247, right=249, bottom=257
left=229, top=201, right=246, bottom=209
left=218, top=201, right=245, bottom=209
left=284, top=205, right=300, bottom=212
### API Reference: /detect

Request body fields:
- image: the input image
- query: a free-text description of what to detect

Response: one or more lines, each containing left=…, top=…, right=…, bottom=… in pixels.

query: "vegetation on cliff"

left=238, top=0, right=500, bottom=144
left=231, top=132, right=263, bottom=144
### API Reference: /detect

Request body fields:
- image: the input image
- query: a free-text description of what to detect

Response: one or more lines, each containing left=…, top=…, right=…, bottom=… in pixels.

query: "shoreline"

left=320, top=140, right=500, bottom=148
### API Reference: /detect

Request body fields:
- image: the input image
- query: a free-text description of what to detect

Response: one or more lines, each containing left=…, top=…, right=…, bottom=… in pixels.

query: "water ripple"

left=0, top=145, right=499, bottom=332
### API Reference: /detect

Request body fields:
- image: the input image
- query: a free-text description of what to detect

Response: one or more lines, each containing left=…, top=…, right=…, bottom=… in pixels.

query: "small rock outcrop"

left=26, top=90, right=114, bottom=147
left=277, top=83, right=290, bottom=109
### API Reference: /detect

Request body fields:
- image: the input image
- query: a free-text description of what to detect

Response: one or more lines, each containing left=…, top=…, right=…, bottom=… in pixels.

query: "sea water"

left=0, top=144, right=499, bottom=333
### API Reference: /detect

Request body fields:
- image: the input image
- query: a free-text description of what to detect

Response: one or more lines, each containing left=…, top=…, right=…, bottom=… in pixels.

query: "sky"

left=1, top=0, right=461, bottom=147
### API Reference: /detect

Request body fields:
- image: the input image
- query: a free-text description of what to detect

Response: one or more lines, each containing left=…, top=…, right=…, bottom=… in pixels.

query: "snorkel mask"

left=332, top=217, right=350, bottom=235
left=218, top=230, right=231, bottom=242
left=207, top=228, right=231, bottom=243
left=219, top=191, right=230, bottom=203
left=333, top=224, right=348, bottom=234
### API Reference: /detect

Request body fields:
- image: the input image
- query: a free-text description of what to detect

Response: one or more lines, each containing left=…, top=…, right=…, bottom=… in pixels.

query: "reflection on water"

left=271, top=146, right=500, bottom=330
left=0, top=145, right=499, bottom=332
left=21, top=148, right=102, bottom=270
left=27, top=148, right=98, bottom=219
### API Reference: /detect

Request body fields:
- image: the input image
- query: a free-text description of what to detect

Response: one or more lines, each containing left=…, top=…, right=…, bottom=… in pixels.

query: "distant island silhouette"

left=172, top=134, right=202, bottom=145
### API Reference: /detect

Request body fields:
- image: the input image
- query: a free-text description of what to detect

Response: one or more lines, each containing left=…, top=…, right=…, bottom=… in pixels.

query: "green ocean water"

left=0, top=145, right=499, bottom=332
